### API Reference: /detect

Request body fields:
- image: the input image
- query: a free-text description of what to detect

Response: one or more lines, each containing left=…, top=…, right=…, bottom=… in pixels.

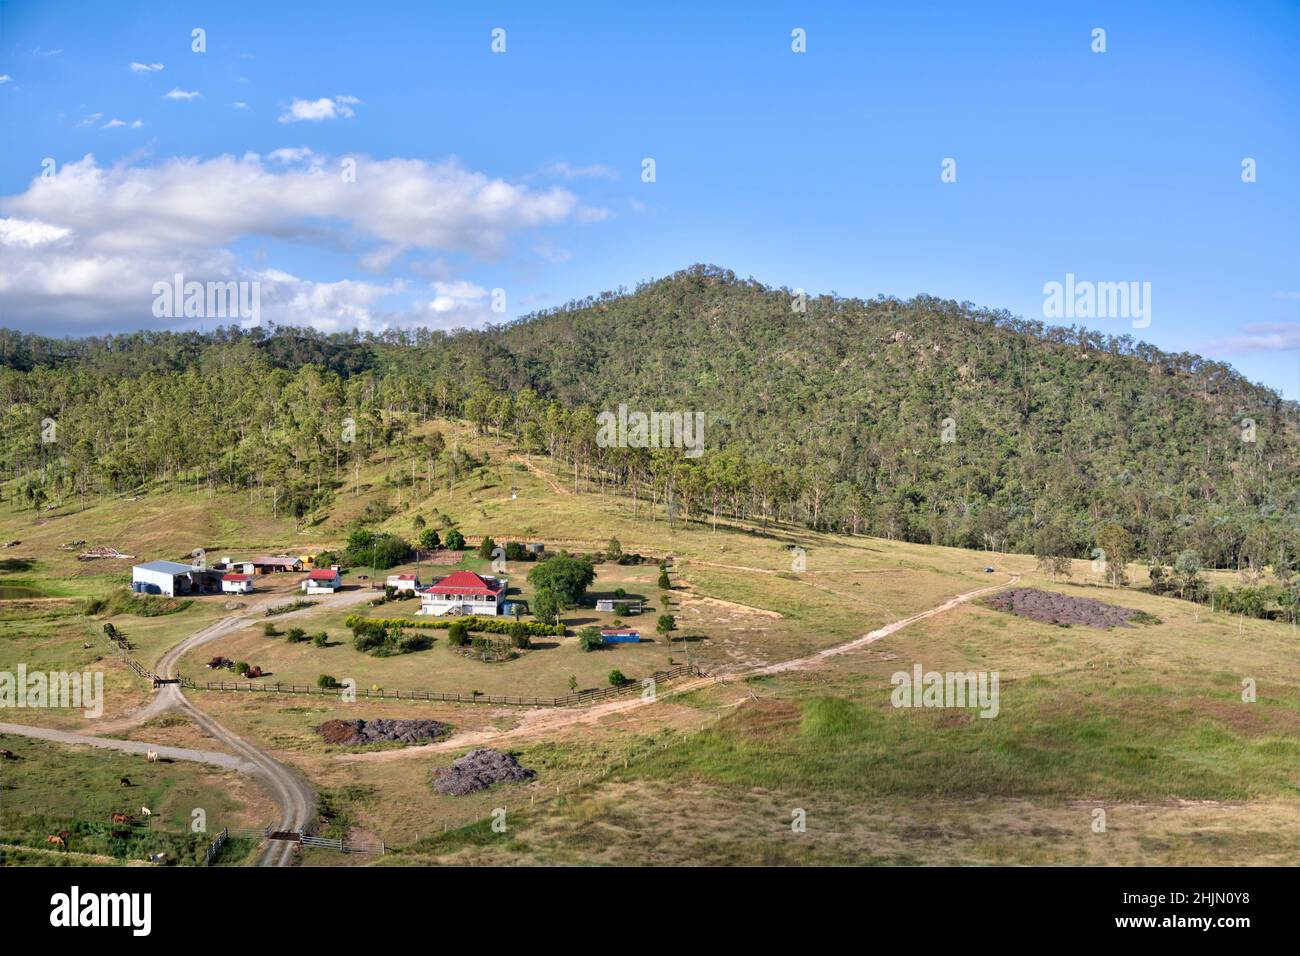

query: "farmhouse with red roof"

left=417, top=570, right=507, bottom=617
left=301, top=566, right=342, bottom=594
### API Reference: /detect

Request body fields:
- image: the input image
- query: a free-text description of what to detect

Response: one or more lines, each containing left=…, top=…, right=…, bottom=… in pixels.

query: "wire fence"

left=181, top=663, right=702, bottom=708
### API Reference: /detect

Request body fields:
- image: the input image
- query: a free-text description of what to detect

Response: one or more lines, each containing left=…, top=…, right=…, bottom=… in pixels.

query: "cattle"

left=148, top=852, right=167, bottom=864
left=146, top=750, right=159, bottom=763
left=118, top=776, right=131, bottom=786
left=140, top=806, right=152, bottom=817
left=46, top=831, right=69, bottom=847
left=109, top=830, right=130, bottom=839
left=0, top=748, right=16, bottom=759
left=110, top=812, right=134, bottom=825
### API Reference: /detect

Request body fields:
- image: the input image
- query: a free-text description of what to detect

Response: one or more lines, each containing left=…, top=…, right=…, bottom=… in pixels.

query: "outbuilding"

left=385, top=573, right=420, bottom=594
left=131, top=560, right=222, bottom=597
left=252, top=555, right=303, bottom=574
left=221, top=573, right=254, bottom=594
left=600, top=627, right=641, bottom=644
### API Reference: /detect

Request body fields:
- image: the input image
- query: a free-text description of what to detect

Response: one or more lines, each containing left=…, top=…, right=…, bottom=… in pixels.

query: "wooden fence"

left=182, top=663, right=700, bottom=708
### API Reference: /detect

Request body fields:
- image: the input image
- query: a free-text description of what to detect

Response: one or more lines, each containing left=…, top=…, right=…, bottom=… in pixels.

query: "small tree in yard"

left=567, top=675, right=578, bottom=693
left=507, top=621, right=531, bottom=649
left=532, top=587, right=562, bottom=626
left=608, top=669, right=626, bottom=687
left=444, top=529, right=466, bottom=551
left=657, top=614, right=676, bottom=644
left=1174, top=550, right=1203, bottom=599
left=447, top=620, right=469, bottom=647
left=658, top=568, right=671, bottom=590
left=418, top=527, right=441, bottom=551
left=317, top=674, right=341, bottom=689
left=478, top=535, right=496, bottom=560
left=578, top=627, right=604, bottom=652
left=312, top=632, right=329, bottom=647
left=607, top=537, right=622, bottom=558
left=234, top=661, right=250, bottom=677
left=1095, top=522, right=1134, bottom=588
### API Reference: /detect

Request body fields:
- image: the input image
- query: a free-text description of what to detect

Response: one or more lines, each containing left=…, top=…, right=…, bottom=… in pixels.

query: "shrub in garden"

left=608, top=669, right=627, bottom=686
left=317, top=674, right=341, bottom=689
left=447, top=621, right=469, bottom=647
left=578, top=627, right=605, bottom=652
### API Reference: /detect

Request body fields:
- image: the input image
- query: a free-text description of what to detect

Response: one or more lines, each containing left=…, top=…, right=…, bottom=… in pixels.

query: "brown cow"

left=46, top=833, right=66, bottom=847
left=109, top=829, right=130, bottom=839
left=118, top=776, right=131, bottom=787
left=110, top=812, right=134, bottom=825
left=0, top=748, right=16, bottom=759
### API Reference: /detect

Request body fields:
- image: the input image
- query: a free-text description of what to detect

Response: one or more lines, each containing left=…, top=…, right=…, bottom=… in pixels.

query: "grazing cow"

left=46, top=833, right=67, bottom=847
left=140, top=806, right=152, bottom=817
left=110, top=812, right=133, bottom=825
left=148, top=852, right=166, bottom=864
left=118, top=776, right=131, bottom=787
left=146, top=750, right=159, bottom=763
left=0, top=748, right=15, bottom=759
left=109, top=830, right=130, bottom=839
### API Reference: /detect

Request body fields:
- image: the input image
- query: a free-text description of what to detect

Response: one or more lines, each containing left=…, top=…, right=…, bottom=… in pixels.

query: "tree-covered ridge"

left=1, top=264, right=1296, bottom=571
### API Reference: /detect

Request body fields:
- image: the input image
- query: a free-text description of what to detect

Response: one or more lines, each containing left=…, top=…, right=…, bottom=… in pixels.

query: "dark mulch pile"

left=432, top=748, right=536, bottom=796
left=316, top=718, right=449, bottom=746
left=984, top=587, right=1140, bottom=628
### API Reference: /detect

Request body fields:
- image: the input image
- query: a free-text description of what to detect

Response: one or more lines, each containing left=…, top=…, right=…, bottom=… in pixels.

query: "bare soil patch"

left=983, top=587, right=1141, bottom=628
left=431, top=748, right=536, bottom=795
left=317, top=718, right=450, bottom=747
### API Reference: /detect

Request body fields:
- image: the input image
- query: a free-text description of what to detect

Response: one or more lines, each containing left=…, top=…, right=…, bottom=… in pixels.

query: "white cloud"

left=163, top=88, right=201, bottom=101
left=102, top=119, right=144, bottom=129
left=0, top=152, right=605, bottom=332
left=279, top=95, right=360, bottom=123
left=0, top=217, right=71, bottom=248
left=1202, top=322, right=1300, bottom=354
left=0, top=75, right=11, bottom=84
left=76, top=113, right=102, bottom=128
left=130, top=62, right=164, bottom=73
left=231, top=101, right=249, bottom=109
left=267, top=147, right=315, bottom=164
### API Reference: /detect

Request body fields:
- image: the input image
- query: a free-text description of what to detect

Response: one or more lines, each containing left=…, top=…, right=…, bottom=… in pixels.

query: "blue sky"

left=1, top=1, right=1297, bottom=396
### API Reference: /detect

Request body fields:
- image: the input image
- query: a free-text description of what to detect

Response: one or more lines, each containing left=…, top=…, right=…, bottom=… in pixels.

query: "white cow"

left=140, top=806, right=152, bottom=817
left=146, top=750, right=159, bottom=762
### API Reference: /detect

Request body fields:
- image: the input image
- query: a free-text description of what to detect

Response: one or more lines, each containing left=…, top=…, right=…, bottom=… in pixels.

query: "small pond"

left=0, top=585, right=48, bottom=600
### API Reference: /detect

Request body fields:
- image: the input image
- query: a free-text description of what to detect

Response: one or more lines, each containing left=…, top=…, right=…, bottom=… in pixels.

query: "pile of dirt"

left=432, top=748, right=536, bottom=795
left=316, top=718, right=449, bottom=747
left=984, top=588, right=1139, bottom=628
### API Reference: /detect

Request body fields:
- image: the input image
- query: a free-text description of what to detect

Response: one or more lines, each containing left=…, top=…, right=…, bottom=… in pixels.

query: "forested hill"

left=1, top=264, right=1296, bottom=569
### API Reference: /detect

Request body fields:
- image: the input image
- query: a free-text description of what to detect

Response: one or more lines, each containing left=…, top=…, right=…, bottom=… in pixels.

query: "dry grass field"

left=1, top=421, right=1296, bottom=866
